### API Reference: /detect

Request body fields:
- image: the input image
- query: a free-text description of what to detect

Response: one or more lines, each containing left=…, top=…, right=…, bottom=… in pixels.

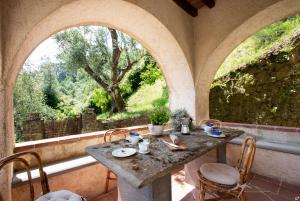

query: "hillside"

left=215, top=14, right=300, bottom=79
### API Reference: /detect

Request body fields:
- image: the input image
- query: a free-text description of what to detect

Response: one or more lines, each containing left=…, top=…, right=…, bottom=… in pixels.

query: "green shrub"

left=149, top=106, right=170, bottom=125
left=140, top=63, right=163, bottom=85
left=152, top=98, right=168, bottom=107
left=89, top=88, right=111, bottom=114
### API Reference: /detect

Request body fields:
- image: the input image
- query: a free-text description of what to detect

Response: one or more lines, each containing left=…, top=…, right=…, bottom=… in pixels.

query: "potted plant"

left=148, top=106, right=170, bottom=135
left=171, top=109, right=192, bottom=131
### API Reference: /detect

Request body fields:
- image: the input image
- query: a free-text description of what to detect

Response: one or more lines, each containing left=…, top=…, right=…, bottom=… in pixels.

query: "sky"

left=24, top=37, right=59, bottom=71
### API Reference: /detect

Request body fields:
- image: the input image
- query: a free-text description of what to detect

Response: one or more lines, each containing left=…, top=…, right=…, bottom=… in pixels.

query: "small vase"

left=148, top=124, right=164, bottom=135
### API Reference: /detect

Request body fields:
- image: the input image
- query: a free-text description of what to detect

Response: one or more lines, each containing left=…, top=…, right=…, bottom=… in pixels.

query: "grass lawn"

left=97, top=79, right=168, bottom=121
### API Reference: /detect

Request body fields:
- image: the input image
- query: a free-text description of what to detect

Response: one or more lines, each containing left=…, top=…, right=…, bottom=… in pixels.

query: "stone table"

left=86, top=128, right=243, bottom=201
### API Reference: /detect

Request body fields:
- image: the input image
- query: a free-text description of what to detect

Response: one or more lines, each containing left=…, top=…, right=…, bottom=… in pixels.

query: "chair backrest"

left=236, top=136, right=256, bottom=183
left=0, top=151, right=50, bottom=201
left=200, top=119, right=222, bottom=128
left=104, top=128, right=129, bottom=143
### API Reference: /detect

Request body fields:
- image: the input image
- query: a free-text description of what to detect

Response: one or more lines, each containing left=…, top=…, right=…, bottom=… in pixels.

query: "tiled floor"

left=92, top=171, right=300, bottom=201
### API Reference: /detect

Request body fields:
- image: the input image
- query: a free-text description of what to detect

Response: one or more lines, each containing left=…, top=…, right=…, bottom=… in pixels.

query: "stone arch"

left=196, top=0, right=300, bottom=121
left=4, top=0, right=195, bottom=118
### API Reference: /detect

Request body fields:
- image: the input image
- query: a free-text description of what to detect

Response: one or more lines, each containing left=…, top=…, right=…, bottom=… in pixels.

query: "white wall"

left=0, top=1, right=195, bottom=199
left=0, top=1, right=11, bottom=199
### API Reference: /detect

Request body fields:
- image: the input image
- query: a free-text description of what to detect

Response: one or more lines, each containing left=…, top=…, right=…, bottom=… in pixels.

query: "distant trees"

left=55, top=27, right=145, bottom=113
left=14, top=26, right=165, bottom=142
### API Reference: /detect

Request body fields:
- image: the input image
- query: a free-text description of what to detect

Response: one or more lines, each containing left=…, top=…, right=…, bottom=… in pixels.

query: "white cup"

left=139, top=141, right=150, bottom=153
left=129, top=136, right=140, bottom=145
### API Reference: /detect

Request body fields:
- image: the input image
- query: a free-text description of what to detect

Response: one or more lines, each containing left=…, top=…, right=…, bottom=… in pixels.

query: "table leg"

left=217, top=144, right=227, bottom=163
left=117, top=173, right=171, bottom=201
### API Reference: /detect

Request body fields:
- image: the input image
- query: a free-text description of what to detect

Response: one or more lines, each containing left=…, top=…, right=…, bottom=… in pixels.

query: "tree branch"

left=108, top=28, right=121, bottom=83
left=117, top=54, right=145, bottom=82
left=83, top=64, right=109, bottom=90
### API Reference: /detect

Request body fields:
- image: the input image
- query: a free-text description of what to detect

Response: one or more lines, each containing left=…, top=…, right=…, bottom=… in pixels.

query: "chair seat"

left=36, top=190, right=84, bottom=201
left=200, top=163, right=240, bottom=186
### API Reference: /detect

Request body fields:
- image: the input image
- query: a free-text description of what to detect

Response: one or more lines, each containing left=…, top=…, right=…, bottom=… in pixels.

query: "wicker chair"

left=0, top=151, right=86, bottom=201
left=104, top=128, right=130, bottom=193
left=200, top=119, right=223, bottom=128
left=197, top=136, right=256, bottom=201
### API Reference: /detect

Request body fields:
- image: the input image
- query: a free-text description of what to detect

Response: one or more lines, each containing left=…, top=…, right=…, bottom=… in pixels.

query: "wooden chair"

left=200, top=119, right=222, bottom=128
left=0, top=151, right=86, bottom=201
left=104, top=128, right=130, bottom=193
left=197, top=136, right=256, bottom=201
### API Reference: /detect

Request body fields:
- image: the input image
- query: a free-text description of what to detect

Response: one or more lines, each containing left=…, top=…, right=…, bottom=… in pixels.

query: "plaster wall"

left=194, top=0, right=300, bottom=122
left=0, top=3, right=11, bottom=199
left=0, top=1, right=195, bottom=199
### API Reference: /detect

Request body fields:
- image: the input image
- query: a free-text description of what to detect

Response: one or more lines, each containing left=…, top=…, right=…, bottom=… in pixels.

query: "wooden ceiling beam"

left=202, top=0, right=215, bottom=8
left=173, top=0, right=198, bottom=17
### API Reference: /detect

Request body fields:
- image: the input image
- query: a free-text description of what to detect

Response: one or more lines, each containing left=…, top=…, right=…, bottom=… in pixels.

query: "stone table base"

left=118, top=174, right=171, bottom=201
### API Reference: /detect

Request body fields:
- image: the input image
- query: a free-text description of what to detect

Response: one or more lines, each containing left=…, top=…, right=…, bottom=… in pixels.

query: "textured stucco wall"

left=0, top=2, right=11, bottom=199
left=194, top=0, right=300, bottom=122
left=2, top=0, right=300, bottom=200
left=0, top=1, right=195, bottom=200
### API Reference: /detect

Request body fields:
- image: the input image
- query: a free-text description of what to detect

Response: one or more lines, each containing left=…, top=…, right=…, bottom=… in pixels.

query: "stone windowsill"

left=222, top=122, right=300, bottom=133
left=14, top=125, right=148, bottom=152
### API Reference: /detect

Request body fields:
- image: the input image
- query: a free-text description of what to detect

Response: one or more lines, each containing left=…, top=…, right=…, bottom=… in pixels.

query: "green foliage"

left=89, top=88, right=111, bottom=114
left=149, top=106, right=170, bottom=125
left=14, top=26, right=169, bottom=140
left=216, top=14, right=300, bottom=79
left=54, top=26, right=145, bottom=112
left=140, top=63, right=163, bottom=85
left=43, top=85, right=59, bottom=108
left=14, top=69, right=57, bottom=141
left=120, top=81, right=133, bottom=100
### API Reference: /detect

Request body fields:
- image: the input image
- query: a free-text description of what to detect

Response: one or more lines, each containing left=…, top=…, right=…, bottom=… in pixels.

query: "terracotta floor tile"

left=278, top=185, right=300, bottom=201
left=266, top=192, right=291, bottom=201
left=254, top=174, right=281, bottom=186
left=90, top=173, right=300, bottom=201
left=244, top=192, right=273, bottom=201
left=249, top=176, right=280, bottom=193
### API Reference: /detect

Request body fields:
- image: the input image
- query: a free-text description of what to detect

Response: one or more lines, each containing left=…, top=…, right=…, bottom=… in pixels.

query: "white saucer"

left=206, top=132, right=226, bottom=138
left=112, top=148, right=137, bottom=157
left=138, top=150, right=150, bottom=154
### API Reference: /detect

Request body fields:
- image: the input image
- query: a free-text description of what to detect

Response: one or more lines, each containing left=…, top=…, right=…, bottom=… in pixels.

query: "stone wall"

left=210, top=40, right=300, bottom=126
left=21, top=110, right=149, bottom=141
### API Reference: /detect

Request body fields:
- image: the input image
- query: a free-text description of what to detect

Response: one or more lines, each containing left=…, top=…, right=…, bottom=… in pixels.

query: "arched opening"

left=195, top=0, right=300, bottom=122
left=1, top=1, right=195, bottom=200
left=210, top=13, right=300, bottom=126
left=207, top=13, right=300, bottom=187
left=14, top=25, right=170, bottom=142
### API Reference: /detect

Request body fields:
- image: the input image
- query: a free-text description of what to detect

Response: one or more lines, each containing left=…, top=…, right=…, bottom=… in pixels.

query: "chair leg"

left=105, top=170, right=111, bottom=193
left=199, top=183, right=206, bottom=201
left=238, top=192, right=247, bottom=201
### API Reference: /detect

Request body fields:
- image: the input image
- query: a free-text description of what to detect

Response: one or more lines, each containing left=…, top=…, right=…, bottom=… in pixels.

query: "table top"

left=86, top=128, right=243, bottom=188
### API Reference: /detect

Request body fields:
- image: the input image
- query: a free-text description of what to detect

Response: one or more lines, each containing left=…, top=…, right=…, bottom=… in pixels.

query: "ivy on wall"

left=210, top=41, right=300, bottom=126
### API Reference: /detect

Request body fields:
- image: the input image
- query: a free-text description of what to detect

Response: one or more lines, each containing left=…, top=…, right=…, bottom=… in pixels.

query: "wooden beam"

left=202, top=0, right=215, bottom=8
left=173, top=0, right=198, bottom=17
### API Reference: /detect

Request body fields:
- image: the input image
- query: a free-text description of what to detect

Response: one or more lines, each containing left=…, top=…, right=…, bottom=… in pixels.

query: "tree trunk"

left=110, top=86, right=126, bottom=113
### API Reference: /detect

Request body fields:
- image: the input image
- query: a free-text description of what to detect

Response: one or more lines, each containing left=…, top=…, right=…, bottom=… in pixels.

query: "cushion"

left=36, top=190, right=84, bottom=201
left=200, top=163, right=240, bottom=186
